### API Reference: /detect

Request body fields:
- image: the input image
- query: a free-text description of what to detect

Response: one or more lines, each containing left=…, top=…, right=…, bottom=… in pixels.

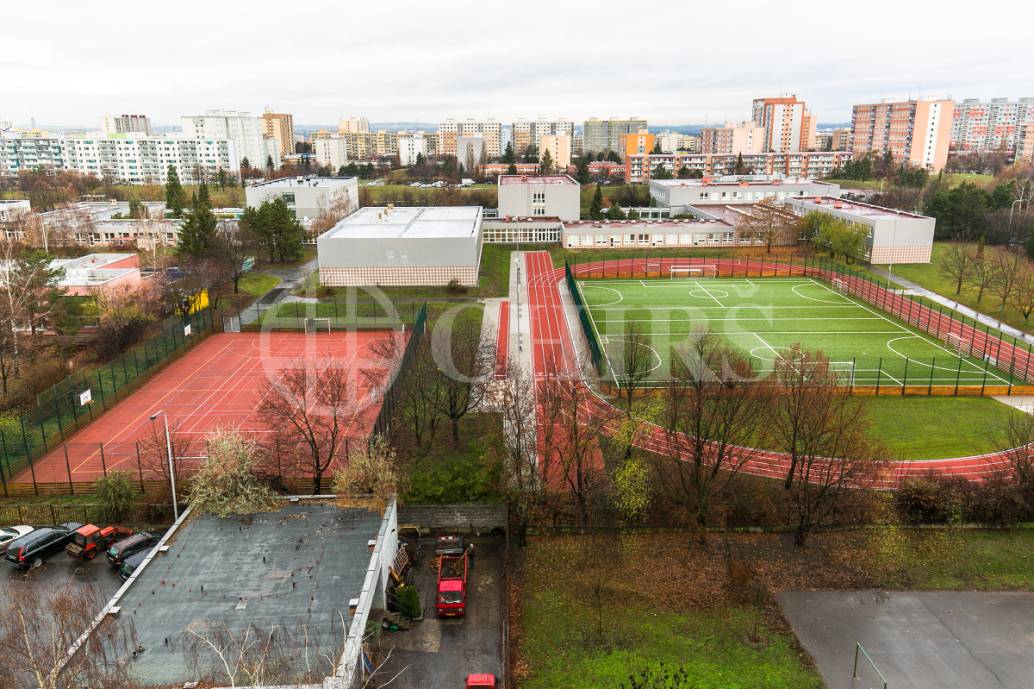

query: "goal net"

left=831, top=277, right=848, bottom=294
left=669, top=265, right=718, bottom=279
left=304, top=317, right=332, bottom=334
left=945, top=332, right=967, bottom=355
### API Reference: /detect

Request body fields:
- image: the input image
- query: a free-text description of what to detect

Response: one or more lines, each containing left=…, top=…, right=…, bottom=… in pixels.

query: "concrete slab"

left=373, top=535, right=505, bottom=689
left=779, top=590, right=1034, bottom=689
left=114, top=503, right=383, bottom=686
left=993, top=395, right=1034, bottom=414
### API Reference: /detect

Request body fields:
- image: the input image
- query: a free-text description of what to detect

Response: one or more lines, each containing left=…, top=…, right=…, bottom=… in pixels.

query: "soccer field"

left=577, top=276, right=1021, bottom=388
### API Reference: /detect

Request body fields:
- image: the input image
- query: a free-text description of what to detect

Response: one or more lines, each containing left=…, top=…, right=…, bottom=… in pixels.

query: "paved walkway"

left=871, top=266, right=1034, bottom=347
left=239, top=256, right=319, bottom=326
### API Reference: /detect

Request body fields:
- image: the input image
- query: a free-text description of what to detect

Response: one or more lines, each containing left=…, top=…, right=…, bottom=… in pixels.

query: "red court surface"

left=495, top=300, right=509, bottom=379
left=18, top=331, right=403, bottom=484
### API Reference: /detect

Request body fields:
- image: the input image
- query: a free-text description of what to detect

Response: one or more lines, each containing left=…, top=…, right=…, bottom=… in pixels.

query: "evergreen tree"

left=266, top=155, right=275, bottom=176
left=243, top=198, right=306, bottom=263
left=733, top=153, right=747, bottom=175
left=576, top=159, right=591, bottom=184
left=651, top=140, right=662, bottom=154
left=606, top=204, right=626, bottom=220
left=539, top=148, right=555, bottom=175
left=590, top=184, right=604, bottom=220
left=677, top=165, right=692, bottom=179
left=507, top=162, right=518, bottom=175
left=176, top=183, right=217, bottom=258
left=164, top=165, right=185, bottom=217
left=502, top=141, right=516, bottom=164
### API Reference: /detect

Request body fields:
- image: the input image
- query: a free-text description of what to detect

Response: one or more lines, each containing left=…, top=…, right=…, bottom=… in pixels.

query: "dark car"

left=118, top=548, right=153, bottom=581
left=107, top=532, right=158, bottom=567
left=4, top=522, right=82, bottom=570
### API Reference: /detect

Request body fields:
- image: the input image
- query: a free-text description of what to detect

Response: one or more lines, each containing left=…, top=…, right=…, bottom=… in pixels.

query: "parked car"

left=0, top=525, right=34, bottom=554
left=107, top=532, right=158, bottom=567
left=465, top=674, right=496, bottom=688
left=4, top=523, right=83, bottom=569
left=118, top=547, right=154, bottom=581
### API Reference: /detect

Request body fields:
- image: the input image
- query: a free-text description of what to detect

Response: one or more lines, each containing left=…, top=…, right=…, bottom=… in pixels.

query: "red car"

left=465, top=673, right=496, bottom=688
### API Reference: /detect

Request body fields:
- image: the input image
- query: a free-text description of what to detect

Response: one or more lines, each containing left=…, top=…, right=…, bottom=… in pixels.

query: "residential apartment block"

left=245, top=176, right=358, bottom=222
left=338, top=116, right=370, bottom=134
left=539, top=134, right=572, bottom=170
left=102, top=114, right=152, bottom=136
left=850, top=98, right=954, bottom=172
left=437, top=119, right=502, bottom=158
left=950, top=98, right=1034, bottom=154
left=582, top=117, right=648, bottom=154
left=656, top=130, right=700, bottom=153
left=751, top=95, right=816, bottom=152
left=262, top=110, right=296, bottom=157
left=624, top=151, right=850, bottom=183
left=397, top=131, right=429, bottom=166
left=497, top=174, right=580, bottom=221
left=511, top=118, right=574, bottom=154
left=700, top=122, right=766, bottom=155
left=182, top=110, right=280, bottom=169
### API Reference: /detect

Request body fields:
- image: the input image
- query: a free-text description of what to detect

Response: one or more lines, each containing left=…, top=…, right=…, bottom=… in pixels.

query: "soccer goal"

left=829, top=361, right=857, bottom=386
left=669, top=265, right=718, bottom=279
left=945, top=332, right=967, bottom=355
left=831, top=277, right=848, bottom=294
left=304, top=317, right=332, bottom=334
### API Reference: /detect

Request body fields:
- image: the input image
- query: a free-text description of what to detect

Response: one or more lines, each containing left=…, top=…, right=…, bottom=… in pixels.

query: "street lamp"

left=149, top=410, right=179, bottom=521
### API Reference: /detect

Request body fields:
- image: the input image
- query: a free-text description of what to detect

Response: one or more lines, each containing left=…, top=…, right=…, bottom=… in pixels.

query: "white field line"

left=692, top=280, right=725, bottom=308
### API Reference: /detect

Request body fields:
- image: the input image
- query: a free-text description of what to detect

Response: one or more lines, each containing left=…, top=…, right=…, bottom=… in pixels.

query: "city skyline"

left=2, top=0, right=1032, bottom=127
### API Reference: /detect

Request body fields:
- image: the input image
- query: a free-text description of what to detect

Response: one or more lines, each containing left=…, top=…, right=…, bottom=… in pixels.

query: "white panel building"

left=650, top=176, right=841, bottom=214
left=397, top=131, right=428, bottom=166
left=182, top=110, right=280, bottom=169
left=317, top=206, right=483, bottom=286
left=497, top=175, right=580, bottom=221
left=245, top=176, right=358, bottom=222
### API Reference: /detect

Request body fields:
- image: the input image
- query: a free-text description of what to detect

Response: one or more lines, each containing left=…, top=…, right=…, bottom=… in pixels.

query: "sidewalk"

left=239, top=255, right=319, bottom=326
left=869, top=265, right=1034, bottom=347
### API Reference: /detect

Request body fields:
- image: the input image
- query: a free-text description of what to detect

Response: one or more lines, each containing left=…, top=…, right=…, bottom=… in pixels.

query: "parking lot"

left=373, top=534, right=506, bottom=689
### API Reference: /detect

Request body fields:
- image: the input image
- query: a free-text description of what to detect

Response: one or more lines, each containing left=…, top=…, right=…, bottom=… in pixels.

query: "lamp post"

left=149, top=410, right=178, bottom=521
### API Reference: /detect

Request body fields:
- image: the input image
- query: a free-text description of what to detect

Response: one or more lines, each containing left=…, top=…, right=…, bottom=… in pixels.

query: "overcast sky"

left=3, top=0, right=1032, bottom=129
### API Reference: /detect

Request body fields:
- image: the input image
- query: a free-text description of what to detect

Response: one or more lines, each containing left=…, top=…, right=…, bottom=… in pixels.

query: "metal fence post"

left=99, top=442, right=107, bottom=478
left=63, top=445, right=74, bottom=495
left=928, top=357, right=936, bottom=395
left=136, top=441, right=145, bottom=492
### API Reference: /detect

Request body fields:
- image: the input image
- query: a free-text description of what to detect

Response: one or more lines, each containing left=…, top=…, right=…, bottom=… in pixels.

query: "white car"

left=0, top=525, right=34, bottom=554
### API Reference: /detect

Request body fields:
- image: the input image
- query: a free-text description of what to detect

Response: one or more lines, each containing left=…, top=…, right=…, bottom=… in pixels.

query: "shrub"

left=187, top=430, right=278, bottom=517
left=895, top=476, right=967, bottom=523
left=395, top=584, right=421, bottom=619
left=332, top=435, right=403, bottom=499
left=93, top=471, right=138, bottom=521
left=446, top=278, right=467, bottom=295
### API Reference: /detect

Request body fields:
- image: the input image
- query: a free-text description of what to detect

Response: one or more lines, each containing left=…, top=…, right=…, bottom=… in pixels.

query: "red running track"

left=18, top=331, right=403, bottom=484
left=495, top=300, right=510, bottom=379
left=525, top=252, right=1015, bottom=489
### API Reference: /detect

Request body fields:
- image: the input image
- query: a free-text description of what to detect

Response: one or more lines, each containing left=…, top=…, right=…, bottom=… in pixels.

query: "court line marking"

left=792, top=282, right=852, bottom=305
left=692, top=280, right=725, bottom=307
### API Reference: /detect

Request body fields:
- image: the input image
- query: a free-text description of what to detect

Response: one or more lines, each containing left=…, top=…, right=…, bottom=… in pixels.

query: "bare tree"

left=211, top=220, right=259, bottom=294
left=768, top=345, right=879, bottom=545
left=990, top=248, right=1023, bottom=314
left=658, top=333, right=772, bottom=544
left=0, top=585, right=140, bottom=689
left=537, top=365, right=616, bottom=523
left=258, top=361, right=360, bottom=493
left=1004, top=413, right=1034, bottom=492
left=938, top=241, right=976, bottom=295
left=309, top=190, right=357, bottom=241
left=613, top=321, right=655, bottom=414
left=734, top=200, right=798, bottom=254
left=498, top=364, right=541, bottom=546
left=1010, top=262, right=1034, bottom=320
left=367, top=334, right=443, bottom=450
left=430, top=309, right=493, bottom=445
left=966, top=250, right=998, bottom=303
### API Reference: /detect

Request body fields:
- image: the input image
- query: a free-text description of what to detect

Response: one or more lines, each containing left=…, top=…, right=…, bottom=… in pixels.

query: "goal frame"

left=304, top=317, right=332, bottom=334
left=945, top=332, right=967, bottom=355
left=831, top=277, right=848, bottom=294
left=669, top=265, right=718, bottom=280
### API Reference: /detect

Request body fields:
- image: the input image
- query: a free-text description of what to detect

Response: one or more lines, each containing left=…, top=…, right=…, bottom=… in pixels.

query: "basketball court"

left=17, top=330, right=403, bottom=483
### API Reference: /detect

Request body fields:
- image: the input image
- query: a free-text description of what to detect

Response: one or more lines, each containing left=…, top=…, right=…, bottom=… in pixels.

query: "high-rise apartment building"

left=582, top=117, right=648, bottom=154
left=950, top=98, right=1034, bottom=153
left=511, top=118, right=574, bottom=155
left=437, top=119, right=502, bottom=158
left=830, top=128, right=851, bottom=151
left=851, top=98, right=954, bottom=172
left=700, top=122, right=766, bottom=155
left=339, top=117, right=370, bottom=134
left=656, top=131, right=700, bottom=153
left=182, top=110, right=280, bottom=169
left=262, top=110, right=295, bottom=157
left=397, top=131, right=428, bottom=166
left=102, top=114, right=152, bottom=136
left=751, top=95, right=815, bottom=152
left=539, top=134, right=572, bottom=170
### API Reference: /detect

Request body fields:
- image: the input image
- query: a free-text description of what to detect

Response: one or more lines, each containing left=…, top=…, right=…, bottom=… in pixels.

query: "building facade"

left=624, top=151, right=850, bottom=183
left=850, top=99, right=954, bottom=172
left=338, top=116, right=370, bottom=134
left=262, top=110, right=295, bottom=157
left=182, top=110, right=280, bottom=169
left=437, top=119, right=502, bottom=158
left=656, top=131, right=700, bottom=153
left=102, top=114, right=152, bottom=136
left=650, top=176, right=841, bottom=213
left=497, top=174, right=580, bottom=221
left=699, top=121, right=766, bottom=155
left=788, top=196, right=935, bottom=264
left=317, top=206, right=484, bottom=287
left=950, top=98, right=1034, bottom=154
left=397, top=131, right=429, bottom=166
left=539, top=134, right=572, bottom=171
left=512, top=118, right=574, bottom=154
left=582, top=117, right=648, bottom=154
left=245, top=176, right=358, bottom=222
left=751, top=95, right=816, bottom=152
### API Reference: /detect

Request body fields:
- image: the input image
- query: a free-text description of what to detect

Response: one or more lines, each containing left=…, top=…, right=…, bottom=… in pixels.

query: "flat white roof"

left=250, top=176, right=356, bottom=189
left=499, top=174, right=578, bottom=186
left=792, top=197, right=932, bottom=221
left=322, top=206, right=482, bottom=240
left=651, top=176, right=835, bottom=188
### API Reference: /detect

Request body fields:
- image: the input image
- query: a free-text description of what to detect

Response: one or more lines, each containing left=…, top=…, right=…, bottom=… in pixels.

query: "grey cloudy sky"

left=3, top=0, right=1032, bottom=128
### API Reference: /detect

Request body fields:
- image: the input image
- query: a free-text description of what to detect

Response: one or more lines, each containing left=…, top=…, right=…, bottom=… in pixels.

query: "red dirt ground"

left=18, top=331, right=403, bottom=483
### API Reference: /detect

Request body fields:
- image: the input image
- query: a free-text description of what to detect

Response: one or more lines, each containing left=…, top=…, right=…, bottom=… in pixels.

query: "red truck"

left=435, top=536, right=469, bottom=617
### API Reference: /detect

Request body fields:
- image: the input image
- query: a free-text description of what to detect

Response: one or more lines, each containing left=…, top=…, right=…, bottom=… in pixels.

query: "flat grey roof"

left=250, top=176, right=356, bottom=189
left=498, top=174, right=578, bottom=186
left=321, top=206, right=482, bottom=240
left=114, top=502, right=382, bottom=685
left=791, top=196, right=932, bottom=220
left=651, top=176, right=835, bottom=188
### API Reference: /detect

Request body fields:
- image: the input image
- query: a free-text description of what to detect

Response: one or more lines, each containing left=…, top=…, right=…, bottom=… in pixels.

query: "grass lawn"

left=823, top=178, right=884, bottom=191
left=236, top=272, right=281, bottom=298
left=518, top=536, right=823, bottom=689
left=857, top=396, right=1025, bottom=459
left=400, top=413, right=503, bottom=504
left=890, top=242, right=1034, bottom=335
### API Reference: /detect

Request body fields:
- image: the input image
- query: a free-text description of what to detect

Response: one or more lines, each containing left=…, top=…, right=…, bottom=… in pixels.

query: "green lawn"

left=520, top=536, right=823, bottom=689
left=857, top=396, right=1025, bottom=459
left=890, top=242, right=1034, bottom=335
left=236, top=272, right=281, bottom=298
left=876, top=527, right=1034, bottom=589
left=823, top=178, right=885, bottom=191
